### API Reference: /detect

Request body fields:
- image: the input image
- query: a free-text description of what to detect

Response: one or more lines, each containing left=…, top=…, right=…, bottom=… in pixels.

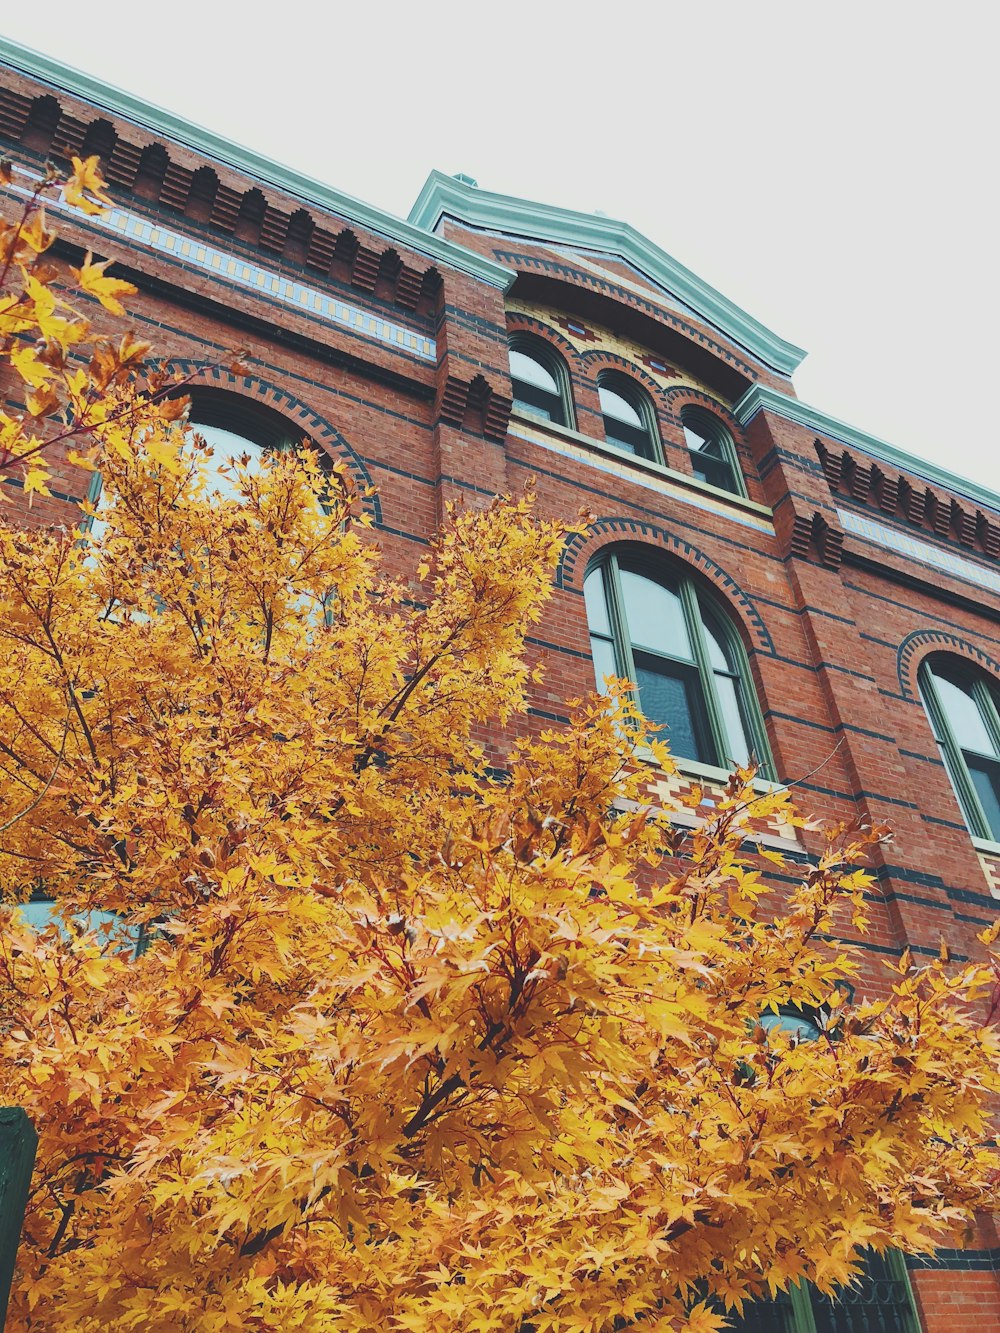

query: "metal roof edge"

left=734, top=384, right=1000, bottom=517
left=0, top=38, right=515, bottom=291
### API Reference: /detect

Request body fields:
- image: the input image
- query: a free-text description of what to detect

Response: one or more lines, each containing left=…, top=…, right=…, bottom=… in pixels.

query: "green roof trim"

left=0, top=37, right=514, bottom=291
left=734, top=384, right=1000, bottom=517
left=408, top=170, right=807, bottom=377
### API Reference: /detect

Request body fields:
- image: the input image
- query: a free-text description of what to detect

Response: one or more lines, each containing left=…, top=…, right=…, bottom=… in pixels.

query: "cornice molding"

left=408, top=171, right=807, bottom=377
left=0, top=37, right=514, bottom=292
left=734, top=384, right=1000, bottom=517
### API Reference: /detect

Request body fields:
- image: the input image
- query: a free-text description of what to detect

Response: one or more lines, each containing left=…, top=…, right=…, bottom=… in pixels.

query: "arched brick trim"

left=578, top=349, right=666, bottom=394
left=578, top=350, right=665, bottom=402
left=504, top=312, right=582, bottom=366
left=557, top=518, right=775, bottom=655
left=897, top=631, right=1000, bottom=701
left=164, top=361, right=381, bottom=524
left=661, top=384, right=736, bottom=429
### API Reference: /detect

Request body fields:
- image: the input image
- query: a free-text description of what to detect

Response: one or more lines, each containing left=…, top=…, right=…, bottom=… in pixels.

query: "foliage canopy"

left=1, top=158, right=998, bottom=1333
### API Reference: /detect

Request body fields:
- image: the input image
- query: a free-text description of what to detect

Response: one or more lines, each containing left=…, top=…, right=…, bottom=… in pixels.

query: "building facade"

left=2, top=36, right=998, bottom=1332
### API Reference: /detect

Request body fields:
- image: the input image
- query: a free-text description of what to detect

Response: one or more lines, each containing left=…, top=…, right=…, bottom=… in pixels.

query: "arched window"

left=583, top=553, right=770, bottom=774
left=508, top=335, right=573, bottom=427
left=598, top=372, right=660, bottom=462
left=681, top=406, right=745, bottom=497
left=83, top=392, right=299, bottom=530
left=185, top=391, right=296, bottom=500
left=919, top=657, right=1000, bottom=842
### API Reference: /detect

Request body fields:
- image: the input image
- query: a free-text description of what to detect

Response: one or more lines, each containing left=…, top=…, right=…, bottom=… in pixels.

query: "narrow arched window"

left=681, top=406, right=745, bottom=497
left=583, top=553, right=770, bottom=774
left=598, top=372, right=660, bottom=462
left=508, top=335, right=572, bottom=427
left=919, top=657, right=1000, bottom=842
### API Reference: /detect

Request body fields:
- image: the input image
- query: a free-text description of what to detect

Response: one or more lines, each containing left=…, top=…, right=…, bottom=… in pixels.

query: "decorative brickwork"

left=818, top=438, right=1000, bottom=568
left=0, top=78, right=444, bottom=322
left=641, top=766, right=801, bottom=847
left=977, top=851, right=1000, bottom=899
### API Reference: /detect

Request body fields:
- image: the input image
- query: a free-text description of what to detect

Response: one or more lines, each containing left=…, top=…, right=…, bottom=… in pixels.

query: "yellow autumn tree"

left=1, top=158, right=999, bottom=1333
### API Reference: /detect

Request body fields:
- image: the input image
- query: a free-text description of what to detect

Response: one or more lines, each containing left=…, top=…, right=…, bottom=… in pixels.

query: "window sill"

left=623, top=751, right=803, bottom=853
left=508, top=408, right=773, bottom=519
left=634, top=748, right=780, bottom=796
left=972, top=835, right=1000, bottom=857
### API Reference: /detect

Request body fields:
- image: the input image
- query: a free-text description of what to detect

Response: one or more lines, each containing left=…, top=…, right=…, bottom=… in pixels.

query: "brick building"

left=2, top=35, right=998, bottom=1333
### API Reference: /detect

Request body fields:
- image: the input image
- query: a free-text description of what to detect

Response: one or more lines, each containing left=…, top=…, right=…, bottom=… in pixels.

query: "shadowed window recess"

left=583, top=552, right=771, bottom=775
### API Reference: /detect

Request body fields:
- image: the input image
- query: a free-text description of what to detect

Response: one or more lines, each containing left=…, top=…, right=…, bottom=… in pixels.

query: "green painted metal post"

left=0, top=1108, right=37, bottom=1330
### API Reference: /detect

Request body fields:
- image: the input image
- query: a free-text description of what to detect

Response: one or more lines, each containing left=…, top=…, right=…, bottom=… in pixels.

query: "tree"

left=1, top=158, right=998, bottom=1333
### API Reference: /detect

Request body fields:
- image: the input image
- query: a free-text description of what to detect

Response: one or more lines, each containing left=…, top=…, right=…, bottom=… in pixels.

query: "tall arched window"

left=681, top=406, right=745, bottom=497
left=583, top=552, right=770, bottom=774
left=597, top=372, right=661, bottom=462
left=919, top=656, right=1000, bottom=842
left=83, top=392, right=300, bottom=531
left=508, top=334, right=573, bottom=427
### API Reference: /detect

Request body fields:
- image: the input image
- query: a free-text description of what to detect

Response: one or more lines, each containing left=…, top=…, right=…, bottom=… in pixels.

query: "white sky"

left=3, top=2, right=997, bottom=494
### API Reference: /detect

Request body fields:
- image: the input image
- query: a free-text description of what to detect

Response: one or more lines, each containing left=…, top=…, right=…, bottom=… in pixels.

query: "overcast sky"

left=3, top=3, right=996, bottom=493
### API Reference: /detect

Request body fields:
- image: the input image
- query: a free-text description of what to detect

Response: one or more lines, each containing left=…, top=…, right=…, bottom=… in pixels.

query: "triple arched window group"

left=508, top=332, right=745, bottom=498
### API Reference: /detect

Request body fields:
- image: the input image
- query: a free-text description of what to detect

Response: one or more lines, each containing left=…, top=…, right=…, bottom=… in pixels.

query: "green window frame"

left=508, top=333, right=574, bottom=429
left=729, top=1250, right=922, bottom=1332
left=583, top=552, right=772, bottom=776
left=597, top=371, right=662, bottom=464
left=918, top=656, right=1000, bottom=843
left=681, top=405, right=746, bottom=498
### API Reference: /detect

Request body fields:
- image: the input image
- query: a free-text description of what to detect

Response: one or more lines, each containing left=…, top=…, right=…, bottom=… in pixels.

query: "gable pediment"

left=408, top=171, right=806, bottom=377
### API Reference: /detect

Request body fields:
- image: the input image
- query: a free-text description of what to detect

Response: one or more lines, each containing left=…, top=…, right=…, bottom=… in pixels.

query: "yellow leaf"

left=71, top=254, right=136, bottom=315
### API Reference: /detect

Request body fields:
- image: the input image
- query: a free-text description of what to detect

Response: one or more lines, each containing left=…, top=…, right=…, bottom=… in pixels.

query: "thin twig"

left=0, top=693, right=72, bottom=835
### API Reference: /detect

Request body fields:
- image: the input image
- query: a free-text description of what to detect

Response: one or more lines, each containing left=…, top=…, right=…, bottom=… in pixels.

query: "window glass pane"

left=725, top=1295, right=795, bottom=1333
left=603, top=418, right=656, bottom=461
left=599, top=384, right=644, bottom=429
left=590, top=636, right=618, bottom=692
left=619, top=569, right=693, bottom=661
left=701, top=610, right=732, bottom=673
left=583, top=568, right=611, bottom=636
left=930, top=670, right=998, bottom=755
left=193, top=422, right=264, bottom=501
left=811, top=1250, right=916, bottom=1333
left=633, top=657, right=707, bottom=762
left=509, top=349, right=558, bottom=395
left=690, top=451, right=737, bottom=492
left=759, top=1011, right=822, bottom=1041
left=513, top=392, right=555, bottom=421
left=714, top=673, right=752, bottom=768
left=967, top=757, right=1000, bottom=839
left=683, top=420, right=712, bottom=453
